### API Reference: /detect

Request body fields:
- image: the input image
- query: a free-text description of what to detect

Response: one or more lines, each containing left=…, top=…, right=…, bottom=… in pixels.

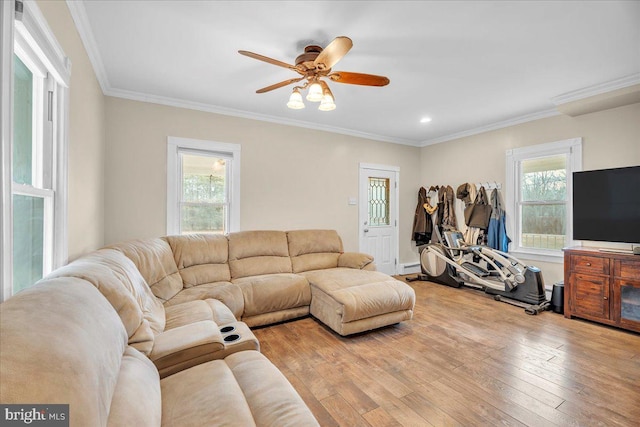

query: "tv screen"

left=573, top=166, right=640, bottom=244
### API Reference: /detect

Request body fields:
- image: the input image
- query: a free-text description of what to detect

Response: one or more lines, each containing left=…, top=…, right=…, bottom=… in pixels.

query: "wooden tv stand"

left=564, top=247, right=640, bottom=333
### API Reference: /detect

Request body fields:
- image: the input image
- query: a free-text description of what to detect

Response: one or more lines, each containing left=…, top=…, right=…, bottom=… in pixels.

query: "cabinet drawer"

left=615, top=259, right=640, bottom=280
left=571, top=255, right=609, bottom=275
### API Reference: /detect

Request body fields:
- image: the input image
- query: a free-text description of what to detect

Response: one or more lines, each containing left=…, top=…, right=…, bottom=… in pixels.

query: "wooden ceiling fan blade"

left=256, top=77, right=305, bottom=93
left=238, top=50, right=297, bottom=71
left=328, top=71, right=390, bottom=86
left=314, top=36, right=353, bottom=70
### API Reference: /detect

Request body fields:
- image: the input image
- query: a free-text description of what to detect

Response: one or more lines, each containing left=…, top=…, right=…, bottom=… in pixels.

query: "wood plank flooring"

left=252, top=278, right=640, bottom=427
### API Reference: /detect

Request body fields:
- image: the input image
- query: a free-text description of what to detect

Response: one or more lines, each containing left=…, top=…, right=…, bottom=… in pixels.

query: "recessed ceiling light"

left=420, top=117, right=432, bottom=123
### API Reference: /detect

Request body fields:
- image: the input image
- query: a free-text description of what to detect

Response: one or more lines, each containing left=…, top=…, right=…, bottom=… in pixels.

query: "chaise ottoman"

left=302, top=268, right=416, bottom=336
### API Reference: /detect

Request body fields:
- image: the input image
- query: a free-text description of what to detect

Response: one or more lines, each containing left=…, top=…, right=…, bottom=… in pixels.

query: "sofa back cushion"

left=111, top=238, right=183, bottom=303
left=228, top=230, right=292, bottom=279
left=165, top=234, right=231, bottom=286
left=0, top=278, right=147, bottom=426
left=287, top=230, right=343, bottom=273
left=44, top=248, right=161, bottom=353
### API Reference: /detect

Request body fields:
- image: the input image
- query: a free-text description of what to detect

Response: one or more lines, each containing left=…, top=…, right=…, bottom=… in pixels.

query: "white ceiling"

left=68, top=1, right=640, bottom=146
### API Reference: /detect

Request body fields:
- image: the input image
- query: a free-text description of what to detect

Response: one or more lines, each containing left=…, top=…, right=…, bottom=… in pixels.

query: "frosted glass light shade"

left=318, top=94, right=336, bottom=111
left=306, top=82, right=323, bottom=102
left=287, top=89, right=305, bottom=109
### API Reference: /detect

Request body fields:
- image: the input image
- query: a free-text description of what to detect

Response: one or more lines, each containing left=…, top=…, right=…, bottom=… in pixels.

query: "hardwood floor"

left=252, top=278, right=640, bottom=427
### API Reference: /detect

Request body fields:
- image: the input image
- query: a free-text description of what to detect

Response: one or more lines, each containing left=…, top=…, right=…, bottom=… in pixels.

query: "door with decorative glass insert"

left=359, top=165, right=398, bottom=275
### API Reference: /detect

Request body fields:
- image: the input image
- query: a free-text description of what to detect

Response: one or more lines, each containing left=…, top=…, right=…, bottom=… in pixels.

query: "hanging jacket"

left=412, top=187, right=433, bottom=246
left=437, top=185, right=457, bottom=230
left=487, top=188, right=511, bottom=252
left=461, top=183, right=480, bottom=244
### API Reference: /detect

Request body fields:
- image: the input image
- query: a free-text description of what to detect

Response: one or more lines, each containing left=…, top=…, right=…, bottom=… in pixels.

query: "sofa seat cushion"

left=150, top=321, right=224, bottom=378
left=165, top=299, right=237, bottom=331
left=232, top=273, right=311, bottom=318
left=164, top=300, right=213, bottom=330
left=160, top=350, right=319, bottom=427
left=303, top=268, right=415, bottom=334
left=164, top=281, right=244, bottom=320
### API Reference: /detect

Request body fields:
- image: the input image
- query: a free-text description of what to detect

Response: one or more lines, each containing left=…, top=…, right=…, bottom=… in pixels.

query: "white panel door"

left=359, top=165, right=398, bottom=275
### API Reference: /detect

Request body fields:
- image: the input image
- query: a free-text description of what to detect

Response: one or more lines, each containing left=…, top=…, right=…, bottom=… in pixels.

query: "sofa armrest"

left=338, top=252, right=375, bottom=270
left=150, top=321, right=224, bottom=378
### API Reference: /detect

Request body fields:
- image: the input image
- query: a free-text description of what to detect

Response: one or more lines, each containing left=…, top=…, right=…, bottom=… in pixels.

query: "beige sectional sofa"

left=1, top=280, right=318, bottom=426
left=0, top=229, right=415, bottom=426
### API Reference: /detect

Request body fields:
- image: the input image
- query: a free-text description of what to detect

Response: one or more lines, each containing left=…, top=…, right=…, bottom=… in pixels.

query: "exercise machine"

left=408, top=227, right=548, bottom=309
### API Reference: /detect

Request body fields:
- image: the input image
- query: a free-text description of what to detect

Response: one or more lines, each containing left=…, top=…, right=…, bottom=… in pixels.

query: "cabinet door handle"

left=586, top=262, right=591, bottom=266
left=603, top=296, right=608, bottom=300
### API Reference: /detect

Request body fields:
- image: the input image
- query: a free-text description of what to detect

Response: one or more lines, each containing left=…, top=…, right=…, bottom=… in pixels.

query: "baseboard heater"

left=400, top=262, right=421, bottom=275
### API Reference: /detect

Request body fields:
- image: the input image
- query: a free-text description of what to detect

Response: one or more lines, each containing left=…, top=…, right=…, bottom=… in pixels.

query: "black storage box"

left=551, top=282, right=564, bottom=314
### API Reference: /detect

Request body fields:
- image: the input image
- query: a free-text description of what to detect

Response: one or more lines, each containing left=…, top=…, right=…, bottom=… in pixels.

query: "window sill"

left=509, top=249, right=564, bottom=264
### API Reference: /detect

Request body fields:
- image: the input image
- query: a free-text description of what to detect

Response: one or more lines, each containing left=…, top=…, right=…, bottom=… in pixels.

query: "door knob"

left=364, top=228, right=369, bottom=233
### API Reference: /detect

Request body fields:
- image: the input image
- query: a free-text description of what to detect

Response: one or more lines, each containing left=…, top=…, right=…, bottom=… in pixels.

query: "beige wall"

left=37, top=1, right=106, bottom=261
left=104, top=97, right=422, bottom=262
left=33, top=1, right=640, bottom=280
left=420, top=103, right=640, bottom=284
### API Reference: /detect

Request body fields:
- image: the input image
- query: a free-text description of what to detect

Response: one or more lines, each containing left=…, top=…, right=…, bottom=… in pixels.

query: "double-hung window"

left=506, top=138, right=582, bottom=261
left=12, top=52, right=55, bottom=293
left=1, top=0, right=70, bottom=299
left=167, top=137, right=241, bottom=235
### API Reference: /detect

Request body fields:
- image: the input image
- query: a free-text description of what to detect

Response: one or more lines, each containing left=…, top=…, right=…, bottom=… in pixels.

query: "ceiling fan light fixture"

left=318, top=94, right=336, bottom=111
left=287, top=88, right=305, bottom=109
left=240, top=36, right=389, bottom=113
left=306, top=82, right=323, bottom=102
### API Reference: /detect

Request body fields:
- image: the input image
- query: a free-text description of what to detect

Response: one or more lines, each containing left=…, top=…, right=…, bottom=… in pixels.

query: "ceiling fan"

left=238, top=36, right=390, bottom=111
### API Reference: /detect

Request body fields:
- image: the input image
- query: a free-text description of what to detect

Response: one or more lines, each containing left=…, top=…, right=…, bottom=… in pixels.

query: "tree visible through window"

left=180, top=154, right=228, bottom=234
left=166, top=137, right=241, bottom=236
left=520, top=156, right=567, bottom=250
left=506, top=138, right=582, bottom=258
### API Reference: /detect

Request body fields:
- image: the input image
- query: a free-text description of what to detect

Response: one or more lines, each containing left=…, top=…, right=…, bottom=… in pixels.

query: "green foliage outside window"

left=183, top=174, right=226, bottom=203
left=181, top=173, right=226, bottom=234
left=521, top=169, right=566, bottom=236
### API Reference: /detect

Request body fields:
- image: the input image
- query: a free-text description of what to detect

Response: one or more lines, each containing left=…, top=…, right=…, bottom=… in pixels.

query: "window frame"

left=1, top=0, right=70, bottom=301
left=167, top=137, right=241, bottom=235
left=505, top=138, right=582, bottom=263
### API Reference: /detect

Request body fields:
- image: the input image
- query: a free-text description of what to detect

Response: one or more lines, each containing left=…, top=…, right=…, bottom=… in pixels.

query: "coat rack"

left=475, top=181, right=502, bottom=190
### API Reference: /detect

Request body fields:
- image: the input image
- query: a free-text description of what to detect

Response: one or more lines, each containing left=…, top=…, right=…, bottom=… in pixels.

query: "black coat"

left=412, top=187, right=432, bottom=245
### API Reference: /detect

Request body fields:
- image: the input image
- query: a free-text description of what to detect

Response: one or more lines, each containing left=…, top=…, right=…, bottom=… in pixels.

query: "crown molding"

left=420, top=108, right=560, bottom=147
left=64, top=0, right=637, bottom=149
left=105, top=87, right=420, bottom=146
left=64, top=0, right=418, bottom=147
left=65, top=0, right=110, bottom=93
left=551, top=73, right=640, bottom=106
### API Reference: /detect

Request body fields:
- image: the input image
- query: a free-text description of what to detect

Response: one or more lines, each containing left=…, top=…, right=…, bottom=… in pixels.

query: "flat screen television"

left=573, top=165, right=640, bottom=244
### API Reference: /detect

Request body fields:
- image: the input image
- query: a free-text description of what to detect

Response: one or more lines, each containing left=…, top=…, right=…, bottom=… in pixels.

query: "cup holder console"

left=221, top=325, right=241, bottom=344
left=223, top=334, right=241, bottom=343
